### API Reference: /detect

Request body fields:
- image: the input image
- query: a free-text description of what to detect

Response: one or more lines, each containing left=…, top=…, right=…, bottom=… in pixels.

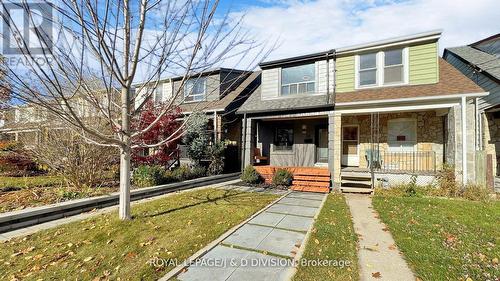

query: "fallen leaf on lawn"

left=314, top=239, right=320, bottom=244
left=125, top=252, right=137, bottom=259
left=83, top=256, right=93, bottom=262
left=372, top=272, right=382, bottom=278
left=67, top=243, right=73, bottom=248
left=388, top=244, right=396, bottom=250
left=106, top=240, right=113, bottom=244
left=492, top=257, right=498, bottom=265
left=187, top=220, right=192, bottom=225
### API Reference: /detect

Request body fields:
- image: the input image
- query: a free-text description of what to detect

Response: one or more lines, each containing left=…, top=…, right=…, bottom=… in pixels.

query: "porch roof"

left=335, top=58, right=484, bottom=104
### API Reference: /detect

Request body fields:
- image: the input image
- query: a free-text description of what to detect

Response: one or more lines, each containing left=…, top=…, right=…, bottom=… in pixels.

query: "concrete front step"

left=340, top=187, right=373, bottom=194
left=341, top=172, right=372, bottom=180
left=341, top=179, right=373, bottom=186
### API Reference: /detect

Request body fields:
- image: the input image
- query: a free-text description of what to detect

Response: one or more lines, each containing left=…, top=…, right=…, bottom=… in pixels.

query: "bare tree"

left=1, top=0, right=272, bottom=219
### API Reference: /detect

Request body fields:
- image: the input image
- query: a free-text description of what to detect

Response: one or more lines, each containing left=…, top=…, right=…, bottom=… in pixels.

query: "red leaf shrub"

left=131, top=101, right=181, bottom=166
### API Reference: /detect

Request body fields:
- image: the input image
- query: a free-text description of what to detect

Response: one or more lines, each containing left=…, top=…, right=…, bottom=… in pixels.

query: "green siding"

left=409, top=42, right=439, bottom=85
left=336, top=55, right=355, bottom=93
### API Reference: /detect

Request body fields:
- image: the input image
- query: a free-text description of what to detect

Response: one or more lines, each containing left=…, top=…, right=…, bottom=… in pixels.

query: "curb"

left=0, top=173, right=240, bottom=233
left=159, top=190, right=292, bottom=281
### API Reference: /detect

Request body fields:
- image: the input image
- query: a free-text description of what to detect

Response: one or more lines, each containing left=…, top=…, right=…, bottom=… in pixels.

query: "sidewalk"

left=345, top=194, right=415, bottom=281
left=172, top=191, right=327, bottom=281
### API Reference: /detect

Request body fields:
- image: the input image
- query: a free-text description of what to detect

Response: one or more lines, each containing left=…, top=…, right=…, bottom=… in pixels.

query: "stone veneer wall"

left=341, top=111, right=445, bottom=170
left=483, top=112, right=500, bottom=176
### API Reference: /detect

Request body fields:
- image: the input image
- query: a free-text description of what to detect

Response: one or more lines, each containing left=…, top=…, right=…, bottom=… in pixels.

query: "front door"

left=342, top=125, right=359, bottom=166
left=316, top=127, right=328, bottom=163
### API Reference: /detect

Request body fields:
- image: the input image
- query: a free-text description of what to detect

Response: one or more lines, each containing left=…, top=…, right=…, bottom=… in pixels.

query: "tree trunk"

left=119, top=144, right=131, bottom=220
left=119, top=0, right=132, bottom=220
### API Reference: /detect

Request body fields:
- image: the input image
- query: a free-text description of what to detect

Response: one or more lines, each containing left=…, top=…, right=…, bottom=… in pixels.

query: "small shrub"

left=162, top=170, right=176, bottom=184
left=171, top=164, right=206, bottom=182
left=190, top=165, right=207, bottom=179
left=404, top=175, right=418, bottom=197
left=436, top=164, right=459, bottom=197
left=272, top=168, right=293, bottom=187
left=207, top=142, right=226, bottom=176
left=461, top=184, right=491, bottom=201
left=58, top=189, right=84, bottom=201
left=132, top=165, right=165, bottom=187
left=241, top=165, right=262, bottom=184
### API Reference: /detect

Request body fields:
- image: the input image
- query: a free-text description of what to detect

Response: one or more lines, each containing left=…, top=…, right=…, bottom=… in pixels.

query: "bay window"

left=281, top=63, right=315, bottom=95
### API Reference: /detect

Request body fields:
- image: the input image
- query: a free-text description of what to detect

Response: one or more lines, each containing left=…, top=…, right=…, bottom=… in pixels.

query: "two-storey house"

left=238, top=30, right=487, bottom=193
left=134, top=68, right=260, bottom=171
left=444, top=34, right=500, bottom=192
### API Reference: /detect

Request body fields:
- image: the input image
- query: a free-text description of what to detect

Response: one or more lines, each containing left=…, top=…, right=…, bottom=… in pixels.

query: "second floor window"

left=384, top=49, right=404, bottom=84
left=281, top=63, right=316, bottom=95
left=359, top=53, right=377, bottom=86
left=357, top=48, right=406, bottom=88
left=184, top=77, right=206, bottom=102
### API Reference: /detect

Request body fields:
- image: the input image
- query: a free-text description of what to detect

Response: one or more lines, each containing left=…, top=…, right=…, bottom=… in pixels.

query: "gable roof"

left=335, top=58, right=484, bottom=104
left=445, top=45, right=500, bottom=82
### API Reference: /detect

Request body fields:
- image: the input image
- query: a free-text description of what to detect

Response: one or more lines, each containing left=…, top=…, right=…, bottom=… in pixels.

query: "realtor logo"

left=1, top=1, right=53, bottom=55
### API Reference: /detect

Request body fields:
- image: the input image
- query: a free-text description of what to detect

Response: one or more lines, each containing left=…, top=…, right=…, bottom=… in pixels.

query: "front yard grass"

left=0, top=188, right=279, bottom=280
left=373, top=195, right=499, bottom=281
left=293, top=193, right=359, bottom=281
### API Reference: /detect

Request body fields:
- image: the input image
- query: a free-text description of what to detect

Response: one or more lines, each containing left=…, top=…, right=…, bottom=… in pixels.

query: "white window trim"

left=184, top=78, right=207, bottom=103
left=387, top=118, right=417, bottom=152
left=355, top=47, right=409, bottom=90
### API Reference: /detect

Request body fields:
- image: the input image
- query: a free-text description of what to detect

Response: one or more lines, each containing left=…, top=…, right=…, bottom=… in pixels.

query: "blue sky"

left=211, top=0, right=499, bottom=65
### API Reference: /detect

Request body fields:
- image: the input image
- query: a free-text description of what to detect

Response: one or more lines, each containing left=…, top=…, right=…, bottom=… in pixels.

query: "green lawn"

left=293, top=193, right=359, bottom=281
left=0, top=188, right=279, bottom=280
left=373, top=196, right=500, bottom=281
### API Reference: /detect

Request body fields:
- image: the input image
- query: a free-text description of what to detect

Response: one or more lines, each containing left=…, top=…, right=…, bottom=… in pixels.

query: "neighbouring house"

left=444, top=33, right=500, bottom=191
left=134, top=68, right=260, bottom=171
left=0, top=105, right=49, bottom=147
left=238, top=30, right=488, bottom=193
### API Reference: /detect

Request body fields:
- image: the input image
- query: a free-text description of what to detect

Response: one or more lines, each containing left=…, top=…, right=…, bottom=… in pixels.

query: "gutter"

left=335, top=92, right=489, bottom=107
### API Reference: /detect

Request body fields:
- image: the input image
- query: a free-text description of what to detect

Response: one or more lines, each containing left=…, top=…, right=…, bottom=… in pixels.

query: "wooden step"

left=340, top=187, right=373, bottom=194
left=293, top=175, right=330, bottom=182
left=292, top=180, right=330, bottom=188
left=291, top=186, right=330, bottom=193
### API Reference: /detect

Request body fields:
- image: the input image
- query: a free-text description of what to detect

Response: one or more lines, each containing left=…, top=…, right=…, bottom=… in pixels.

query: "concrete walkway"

left=175, top=191, right=327, bottom=281
left=345, top=194, right=415, bottom=281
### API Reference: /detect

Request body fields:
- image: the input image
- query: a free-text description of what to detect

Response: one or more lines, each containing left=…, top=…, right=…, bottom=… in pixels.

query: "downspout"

left=476, top=97, right=482, bottom=150
left=241, top=113, right=247, bottom=171
left=461, top=96, right=468, bottom=184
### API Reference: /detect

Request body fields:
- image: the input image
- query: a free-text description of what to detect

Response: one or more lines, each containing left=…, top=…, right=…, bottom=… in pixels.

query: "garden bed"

left=373, top=195, right=499, bottom=280
left=0, top=188, right=279, bottom=280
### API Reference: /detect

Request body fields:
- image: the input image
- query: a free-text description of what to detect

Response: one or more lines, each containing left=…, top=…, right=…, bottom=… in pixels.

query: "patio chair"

left=365, top=149, right=382, bottom=169
left=254, top=148, right=269, bottom=165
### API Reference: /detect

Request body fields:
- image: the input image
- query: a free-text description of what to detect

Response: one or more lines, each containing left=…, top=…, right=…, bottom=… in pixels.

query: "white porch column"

left=213, top=111, right=218, bottom=142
